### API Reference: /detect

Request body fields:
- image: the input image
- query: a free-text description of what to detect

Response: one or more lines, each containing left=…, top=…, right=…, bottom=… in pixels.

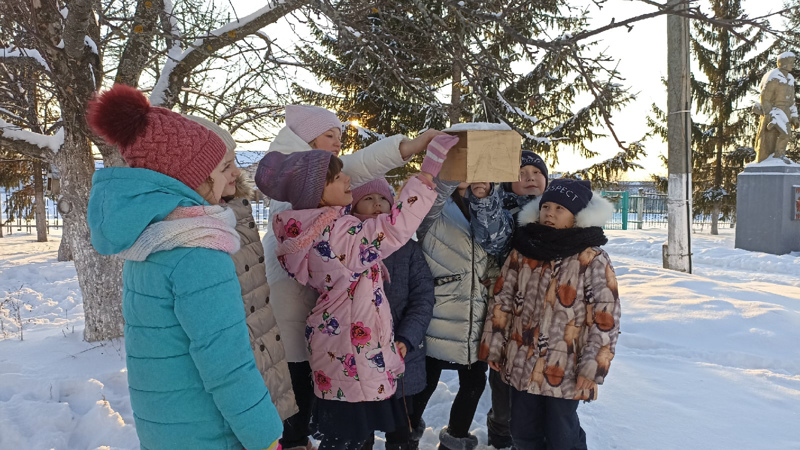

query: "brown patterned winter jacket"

left=479, top=246, right=621, bottom=401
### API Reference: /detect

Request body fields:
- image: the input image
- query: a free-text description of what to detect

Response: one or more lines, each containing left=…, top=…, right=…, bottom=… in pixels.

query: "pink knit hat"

left=351, top=178, right=395, bottom=210
left=256, top=150, right=333, bottom=210
left=88, top=84, right=225, bottom=189
left=285, top=104, right=343, bottom=144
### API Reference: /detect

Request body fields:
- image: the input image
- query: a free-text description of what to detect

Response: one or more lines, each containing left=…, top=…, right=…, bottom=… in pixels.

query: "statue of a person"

left=753, top=52, right=799, bottom=163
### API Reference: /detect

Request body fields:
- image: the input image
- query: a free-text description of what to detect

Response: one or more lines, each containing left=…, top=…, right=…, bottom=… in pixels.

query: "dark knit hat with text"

left=255, top=150, right=333, bottom=210
left=87, top=84, right=226, bottom=189
left=521, top=150, right=549, bottom=189
left=539, top=178, right=593, bottom=216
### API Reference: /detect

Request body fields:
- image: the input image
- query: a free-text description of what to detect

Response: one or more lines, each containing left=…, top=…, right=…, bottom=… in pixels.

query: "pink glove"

left=420, top=134, right=460, bottom=177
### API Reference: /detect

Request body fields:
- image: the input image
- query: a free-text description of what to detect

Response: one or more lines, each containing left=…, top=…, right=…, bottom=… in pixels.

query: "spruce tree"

left=294, top=0, right=642, bottom=187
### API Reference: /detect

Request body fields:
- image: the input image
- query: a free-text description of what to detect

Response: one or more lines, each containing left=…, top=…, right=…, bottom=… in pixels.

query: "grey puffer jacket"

left=227, top=188, right=298, bottom=421
left=417, top=180, right=495, bottom=366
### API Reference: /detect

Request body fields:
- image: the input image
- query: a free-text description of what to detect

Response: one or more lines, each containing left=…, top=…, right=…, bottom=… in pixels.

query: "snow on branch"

left=0, top=118, right=61, bottom=160
left=0, top=47, right=50, bottom=72
left=150, top=0, right=305, bottom=107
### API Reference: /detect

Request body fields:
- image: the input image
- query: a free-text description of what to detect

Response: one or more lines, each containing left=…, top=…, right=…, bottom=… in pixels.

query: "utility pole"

left=664, top=0, right=693, bottom=273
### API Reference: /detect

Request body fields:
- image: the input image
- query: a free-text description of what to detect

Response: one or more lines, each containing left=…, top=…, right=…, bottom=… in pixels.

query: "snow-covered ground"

left=1, top=228, right=798, bottom=449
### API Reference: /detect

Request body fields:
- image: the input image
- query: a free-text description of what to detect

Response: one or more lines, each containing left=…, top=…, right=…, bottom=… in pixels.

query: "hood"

left=88, top=167, right=209, bottom=255
left=517, top=192, right=614, bottom=228
left=268, top=126, right=312, bottom=155
left=272, top=206, right=342, bottom=286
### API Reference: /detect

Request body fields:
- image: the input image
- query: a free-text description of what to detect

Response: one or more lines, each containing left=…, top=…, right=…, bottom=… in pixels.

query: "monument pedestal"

left=735, top=158, right=800, bottom=255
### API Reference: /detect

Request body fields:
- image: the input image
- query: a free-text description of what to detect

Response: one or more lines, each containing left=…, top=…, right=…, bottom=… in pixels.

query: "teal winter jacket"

left=88, top=167, right=282, bottom=450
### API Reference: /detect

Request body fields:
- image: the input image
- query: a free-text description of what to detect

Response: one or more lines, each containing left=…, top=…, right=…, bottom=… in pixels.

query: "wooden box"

left=438, top=130, right=522, bottom=183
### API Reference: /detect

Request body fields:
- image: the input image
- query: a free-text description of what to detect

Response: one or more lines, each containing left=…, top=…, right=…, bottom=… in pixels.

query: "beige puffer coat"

left=228, top=179, right=298, bottom=420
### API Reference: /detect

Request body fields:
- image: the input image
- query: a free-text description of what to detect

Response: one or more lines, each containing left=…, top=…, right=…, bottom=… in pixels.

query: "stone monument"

left=735, top=51, right=800, bottom=255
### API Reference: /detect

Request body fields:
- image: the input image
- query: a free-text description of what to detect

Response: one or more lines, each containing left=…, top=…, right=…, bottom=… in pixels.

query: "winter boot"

left=487, top=432, right=515, bottom=449
left=411, top=418, right=426, bottom=442
left=437, top=426, right=479, bottom=450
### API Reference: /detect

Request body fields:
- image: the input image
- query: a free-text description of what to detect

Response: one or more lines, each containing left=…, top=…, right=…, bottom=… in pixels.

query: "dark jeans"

left=280, top=361, right=315, bottom=448
left=509, top=388, right=587, bottom=450
left=410, top=357, right=488, bottom=438
left=487, top=368, right=513, bottom=443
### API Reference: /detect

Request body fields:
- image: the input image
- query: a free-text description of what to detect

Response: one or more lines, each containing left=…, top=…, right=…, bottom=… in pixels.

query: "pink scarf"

left=116, top=205, right=240, bottom=261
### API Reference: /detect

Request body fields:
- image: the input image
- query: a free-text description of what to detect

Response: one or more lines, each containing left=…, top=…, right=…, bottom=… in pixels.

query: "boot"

left=487, top=432, right=515, bottom=449
left=437, top=426, right=479, bottom=450
left=411, top=418, right=426, bottom=442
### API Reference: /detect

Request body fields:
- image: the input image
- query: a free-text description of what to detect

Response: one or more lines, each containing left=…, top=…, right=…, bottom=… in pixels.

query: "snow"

left=778, top=51, right=796, bottom=60
left=0, top=117, right=64, bottom=153
left=443, top=122, right=513, bottom=132
left=745, top=155, right=800, bottom=168
left=2, top=228, right=799, bottom=449
left=760, top=68, right=795, bottom=90
left=84, top=36, right=98, bottom=55
left=0, top=47, right=50, bottom=72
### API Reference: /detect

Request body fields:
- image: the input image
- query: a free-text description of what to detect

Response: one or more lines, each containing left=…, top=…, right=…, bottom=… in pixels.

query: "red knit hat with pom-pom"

left=87, top=84, right=225, bottom=189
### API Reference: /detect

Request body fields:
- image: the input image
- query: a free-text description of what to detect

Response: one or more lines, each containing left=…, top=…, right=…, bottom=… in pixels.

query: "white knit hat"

left=181, top=114, right=237, bottom=151
left=285, top=104, right=343, bottom=144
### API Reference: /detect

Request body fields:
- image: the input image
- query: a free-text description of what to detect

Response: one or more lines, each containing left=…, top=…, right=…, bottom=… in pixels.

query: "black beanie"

left=539, top=178, right=593, bottom=216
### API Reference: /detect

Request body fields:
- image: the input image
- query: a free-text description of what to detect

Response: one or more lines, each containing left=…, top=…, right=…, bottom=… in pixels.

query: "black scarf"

left=513, top=223, right=608, bottom=261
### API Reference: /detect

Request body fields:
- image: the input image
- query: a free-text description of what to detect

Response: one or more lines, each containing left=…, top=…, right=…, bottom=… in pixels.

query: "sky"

left=226, top=0, right=790, bottom=181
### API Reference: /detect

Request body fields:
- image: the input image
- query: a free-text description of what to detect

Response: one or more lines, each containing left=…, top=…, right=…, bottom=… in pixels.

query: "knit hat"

left=351, top=178, right=396, bottom=210
left=521, top=150, right=549, bottom=189
left=539, top=178, right=593, bottom=216
left=182, top=114, right=237, bottom=151
left=285, top=104, right=343, bottom=144
left=255, top=149, right=333, bottom=210
left=88, top=84, right=225, bottom=190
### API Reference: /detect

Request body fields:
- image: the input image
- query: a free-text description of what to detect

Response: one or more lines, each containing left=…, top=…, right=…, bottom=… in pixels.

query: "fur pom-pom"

left=87, top=84, right=150, bottom=148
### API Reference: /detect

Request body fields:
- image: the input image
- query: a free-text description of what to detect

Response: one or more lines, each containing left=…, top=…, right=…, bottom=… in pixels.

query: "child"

left=466, top=150, right=549, bottom=448
left=467, top=150, right=549, bottom=260
left=182, top=114, right=299, bottom=422
left=263, top=104, right=444, bottom=450
left=86, top=85, right=282, bottom=450
left=412, top=180, right=496, bottom=450
left=256, top=135, right=459, bottom=450
left=350, top=179, right=436, bottom=450
left=480, top=179, right=621, bottom=449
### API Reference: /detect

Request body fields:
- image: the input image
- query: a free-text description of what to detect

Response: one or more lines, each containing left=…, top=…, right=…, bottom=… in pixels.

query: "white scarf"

left=116, top=205, right=240, bottom=261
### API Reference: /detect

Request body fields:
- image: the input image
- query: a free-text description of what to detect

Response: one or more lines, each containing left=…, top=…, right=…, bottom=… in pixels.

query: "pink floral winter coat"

left=273, top=177, right=436, bottom=403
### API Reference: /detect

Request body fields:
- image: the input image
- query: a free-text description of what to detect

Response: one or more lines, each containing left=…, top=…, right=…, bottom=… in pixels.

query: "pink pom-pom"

left=87, top=84, right=150, bottom=148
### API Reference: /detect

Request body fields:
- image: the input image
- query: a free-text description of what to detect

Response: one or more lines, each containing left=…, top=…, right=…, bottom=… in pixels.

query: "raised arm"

left=415, top=177, right=459, bottom=244
left=332, top=176, right=436, bottom=274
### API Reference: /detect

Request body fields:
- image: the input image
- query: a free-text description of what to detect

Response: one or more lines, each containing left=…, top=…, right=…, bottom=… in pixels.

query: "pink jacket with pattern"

left=273, top=177, right=436, bottom=402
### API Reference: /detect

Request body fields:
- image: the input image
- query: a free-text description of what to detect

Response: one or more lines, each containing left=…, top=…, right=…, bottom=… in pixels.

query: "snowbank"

left=1, top=228, right=799, bottom=449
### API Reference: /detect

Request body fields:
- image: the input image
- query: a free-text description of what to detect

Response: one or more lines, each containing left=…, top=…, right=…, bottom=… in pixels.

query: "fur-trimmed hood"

left=517, top=192, right=614, bottom=228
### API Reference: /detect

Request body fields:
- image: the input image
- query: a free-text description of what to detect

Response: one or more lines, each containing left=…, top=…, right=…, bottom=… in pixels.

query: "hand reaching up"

left=420, top=134, right=460, bottom=178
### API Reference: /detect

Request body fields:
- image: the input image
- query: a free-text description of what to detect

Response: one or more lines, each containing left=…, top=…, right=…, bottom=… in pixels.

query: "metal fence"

left=601, top=190, right=734, bottom=231
left=1, top=192, right=62, bottom=236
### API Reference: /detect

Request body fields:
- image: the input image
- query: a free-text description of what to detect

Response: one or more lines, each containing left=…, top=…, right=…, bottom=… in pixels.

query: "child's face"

left=513, top=165, right=547, bottom=196
left=220, top=148, right=241, bottom=198
left=353, top=193, right=391, bottom=217
left=310, top=127, right=343, bottom=156
left=540, top=201, right=575, bottom=229
left=198, top=148, right=239, bottom=204
left=320, top=170, right=352, bottom=207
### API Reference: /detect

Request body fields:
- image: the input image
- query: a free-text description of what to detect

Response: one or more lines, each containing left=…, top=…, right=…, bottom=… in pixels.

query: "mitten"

left=420, top=134, right=460, bottom=177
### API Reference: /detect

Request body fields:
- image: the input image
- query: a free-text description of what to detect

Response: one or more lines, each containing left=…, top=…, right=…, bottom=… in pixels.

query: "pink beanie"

left=351, top=178, right=395, bottom=210
left=285, top=104, right=343, bottom=144
left=88, top=84, right=225, bottom=190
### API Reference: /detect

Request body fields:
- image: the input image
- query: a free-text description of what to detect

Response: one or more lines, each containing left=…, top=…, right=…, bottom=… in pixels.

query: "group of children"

left=85, top=84, right=621, bottom=450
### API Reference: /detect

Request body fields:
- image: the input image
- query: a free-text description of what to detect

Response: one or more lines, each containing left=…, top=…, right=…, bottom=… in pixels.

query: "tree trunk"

left=449, top=61, right=462, bottom=125
left=711, top=203, right=720, bottom=235
left=55, top=132, right=124, bottom=342
left=33, top=160, right=48, bottom=242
